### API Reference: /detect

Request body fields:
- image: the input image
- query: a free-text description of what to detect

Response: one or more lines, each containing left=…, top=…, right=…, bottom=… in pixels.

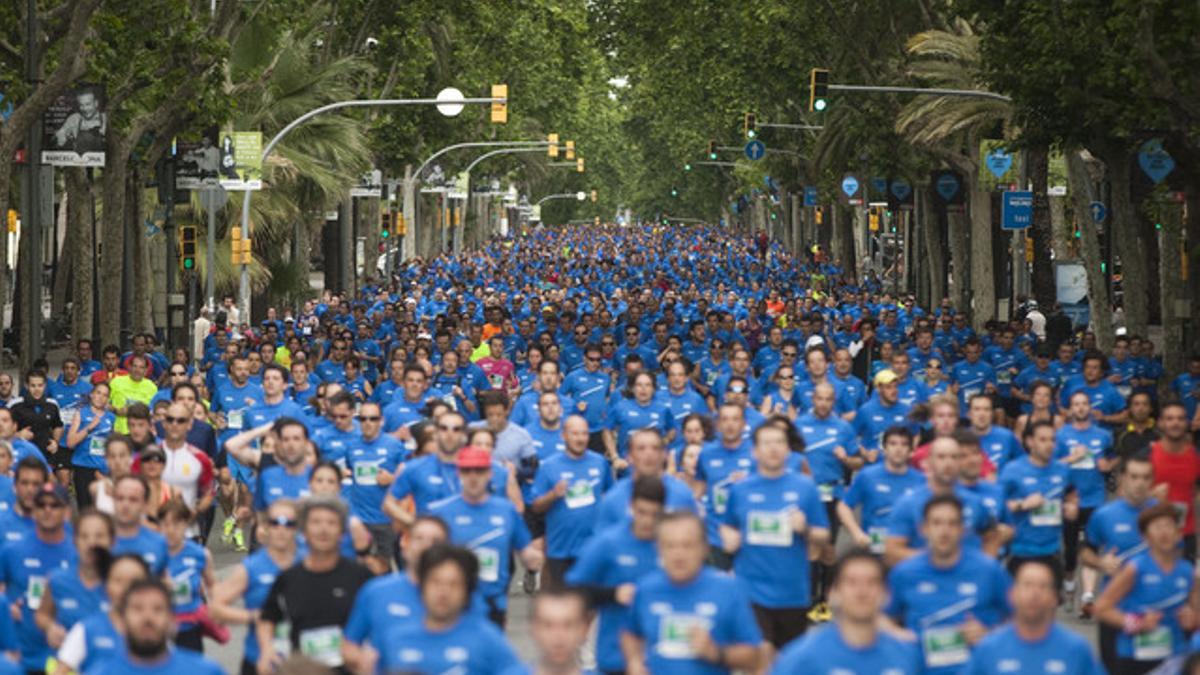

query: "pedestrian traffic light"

left=178, top=225, right=197, bottom=270
left=708, top=140, right=718, bottom=160
left=565, top=140, right=575, bottom=160
left=590, top=190, right=598, bottom=203
left=810, top=68, right=829, bottom=112
left=491, top=84, right=508, bottom=124
left=380, top=211, right=392, bottom=239
left=576, top=157, right=585, bottom=172
left=868, top=205, right=880, bottom=231
left=744, top=113, right=757, bottom=139
left=548, top=133, right=559, bottom=158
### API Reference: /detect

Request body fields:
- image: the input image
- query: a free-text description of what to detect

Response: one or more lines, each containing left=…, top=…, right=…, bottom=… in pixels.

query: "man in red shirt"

left=88, top=344, right=127, bottom=386
left=1149, top=401, right=1199, bottom=563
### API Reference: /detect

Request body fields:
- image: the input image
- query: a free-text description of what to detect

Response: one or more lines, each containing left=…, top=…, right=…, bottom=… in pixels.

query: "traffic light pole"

left=458, top=146, right=558, bottom=251
left=238, top=94, right=504, bottom=321
left=827, top=83, right=1011, bottom=102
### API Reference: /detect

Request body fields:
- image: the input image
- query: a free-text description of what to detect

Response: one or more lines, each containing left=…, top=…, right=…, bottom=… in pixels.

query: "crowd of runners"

left=0, top=224, right=1198, bottom=674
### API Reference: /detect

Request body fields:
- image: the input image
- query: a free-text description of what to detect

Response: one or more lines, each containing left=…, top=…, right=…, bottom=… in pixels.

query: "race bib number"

left=564, top=480, right=595, bottom=509
left=712, top=485, right=729, bottom=515
left=818, top=483, right=836, bottom=503
left=868, top=526, right=887, bottom=555
left=227, top=410, right=244, bottom=430
left=962, top=387, right=981, bottom=401
left=656, top=614, right=711, bottom=660
left=1070, top=448, right=1096, bottom=470
left=1117, top=384, right=1133, bottom=399
left=746, top=510, right=793, bottom=547
left=60, top=408, right=77, bottom=428
left=299, top=626, right=344, bottom=667
left=171, top=577, right=192, bottom=606
left=1133, top=626, right=1173, bottom=661
left=353, top=462, right=380, bottom=486
left=89, top=437, right=106, bottom=457
left=474, top=547, right=500, bottom=583
left=25, top=576, right=46, bottom=611
left=997, top=370, right=1013, bottom=385
left=1030, top=499, right=1062, bottom=527
left=488, top=374, right=505, bottom=389
left=922, top=625, right=970, bottom=668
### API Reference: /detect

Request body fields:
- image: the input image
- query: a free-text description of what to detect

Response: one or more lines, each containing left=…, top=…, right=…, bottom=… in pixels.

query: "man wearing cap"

left=0, top=479, right=75, bottom=673
left=853, top=370, right=912, bottom=464
left=431, top=446, right=544, bottom=628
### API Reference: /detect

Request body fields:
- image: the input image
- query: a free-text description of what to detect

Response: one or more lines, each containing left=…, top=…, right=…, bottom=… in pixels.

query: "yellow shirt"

left=109, top=375, right=158, bottom=433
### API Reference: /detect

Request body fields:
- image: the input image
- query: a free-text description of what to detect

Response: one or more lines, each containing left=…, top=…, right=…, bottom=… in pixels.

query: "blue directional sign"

left=1001, top=190, right=1033, bottom=230
left=744, top=139, right=765, bottom=161
left=870, top=177, right=888, bottom=195
left=985, top=148, right=1014, bottom=178
left=1089, top=201, right=1107, bottom=224
left=803, top=186, right=818, bottom=207
left=841, top=175, right=860, bottom=198
left=1138, top=139, right=1175, bottom=184
left=935, top=172, right=961, bottom=202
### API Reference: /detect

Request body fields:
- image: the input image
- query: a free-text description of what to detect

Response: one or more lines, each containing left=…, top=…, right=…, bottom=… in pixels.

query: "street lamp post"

left=237, top=89, right=504, bottom=321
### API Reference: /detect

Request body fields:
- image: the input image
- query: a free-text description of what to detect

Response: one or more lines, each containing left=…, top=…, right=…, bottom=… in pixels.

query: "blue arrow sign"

left=890, top=179, right=912, bottom=202
left=744, top=139, right=765, bottom=161
left=842, top=175, right=860, bottom=198
left=985, top=148, right=1014, bottom=178
left=1138, top=139, right=1175, bottom=184
left=1089, top=201, right=1107, bottom=224
left=804, top=186, right=818, bottom=207
left=1001, top=190, right=1033, bottom=230
left=935, top=173, right=960, bottom=201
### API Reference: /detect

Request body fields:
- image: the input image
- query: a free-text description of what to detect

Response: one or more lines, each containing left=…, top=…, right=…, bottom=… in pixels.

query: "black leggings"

left=175, top=625, right=204, bottom=653
left=71, top=467, right=98, bottom=510
left=1063, top=507, right=1095, bottom=574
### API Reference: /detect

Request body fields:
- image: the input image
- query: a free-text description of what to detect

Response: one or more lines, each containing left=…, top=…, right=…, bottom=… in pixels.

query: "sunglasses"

left=141, top=454, right=166, bottom=464
left=778, top=374, right=794, bottom=380
left=268, top=517, right=298, bottom=528
left=357, top=415, right=382, bottom=422
left=165, top=416, right=190, bottom=425
left=438, top=425, right=464, bottom=432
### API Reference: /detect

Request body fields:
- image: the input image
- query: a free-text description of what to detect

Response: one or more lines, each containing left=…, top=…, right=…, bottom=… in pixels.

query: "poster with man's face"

left=175, top=126, right=221, bottom=189
left=43, top=85, right=107, bottom=166
left=217, top=131, right=262, bottom=191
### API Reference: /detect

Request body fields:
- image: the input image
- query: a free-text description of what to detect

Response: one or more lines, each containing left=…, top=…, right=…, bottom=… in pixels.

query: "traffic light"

left=565, top=140, right=575, bottom=160
left=548, top=133, right=559, bottom=158
left=396, top=212, right=407, bottom=236
left=490, top=84, right=508, bottom=124
left=380, top=211, right=392, bottom=239
left=230, top=226, right=252, bottom=265
left=178, top=225, right=197, bottom=270
left=708, top=140, right=718, bottom=160
left=744, top=113, right=757, bottom=139
left=590, top=190, right=598, bottom=203
left=671, top=186, right=679, bottom=198
left=576, top=157, right=585, bottom=172
left=594, top=216, right=600, bottom=226
left=815, top=207, right=823, bottom=225
left=684, top=163, right=692, bottom=172
left=6, top=210, right=16, bottom=233
left=868, top=206, right=880, bottom=231
left=809, top=68, right=829, bottom=112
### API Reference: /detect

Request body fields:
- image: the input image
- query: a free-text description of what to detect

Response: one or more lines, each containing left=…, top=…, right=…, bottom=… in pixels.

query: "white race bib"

left=712, top=485, right=729, bottom=515
left=922, top=625, right=969, bottom=668
left=1030, top=499, right=1062, bottom=527
left=88, top=437, right=106, bottom=457
left=171, top=577, right=192, bottom=606
left=1133, top=626, right=1173, bottom=661
left=656, top=614, right=711, bottom=660
left=564, top=480, right=596, bottom=509
left=746, top=510, right=793, bottom=547
left=353, top=462, right=380, bottom=486
left=1070, top=447, right=1096, bottom=470
left=818, top=483, right=836, bottom=503
left=227, top=410, right=244, bottom=430
left=25, top=576, right=46, bottom=611
left=299, top=626, right=344, bottom=667
left=868, top=526, right=887, bottom=554
left=474, top=546, right=500, bottom=583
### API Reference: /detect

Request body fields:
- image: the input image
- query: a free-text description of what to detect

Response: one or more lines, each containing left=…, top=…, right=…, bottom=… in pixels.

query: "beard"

left=127, top=634, right=168, bottom=659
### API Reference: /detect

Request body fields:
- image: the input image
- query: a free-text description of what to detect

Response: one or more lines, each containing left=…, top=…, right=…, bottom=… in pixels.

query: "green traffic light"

left=183, top=258, right=194, bottom=270
left=684, top=163, right=692, bottom=171
left=381, top=230, right=390, bottom=238
left=814, top=99, right=827, bottom=111
left=708, top=152, right=718, bottom=160
left=746, top=129, right=757, bottom=139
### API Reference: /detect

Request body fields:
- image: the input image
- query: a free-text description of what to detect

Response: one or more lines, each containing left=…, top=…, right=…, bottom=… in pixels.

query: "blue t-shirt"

left=526, top=422, right=567, bottom=460
left=626, top=567, right=764, bottom=675
left=606, top=398, right=672, bottom=458
left=658, top=388, right=709, bottom=450
left=1058, top=378, right=1126, bottom=417
left=999, top=456, right=1071, bottom=556
left=595, top=474, right=698, bottom=531
left=0, top=534, right=76, bottom=670
left=842, top=464, right=926, bottom=552
left=950, top=360, right=997, bottom=407
left=560, top=369, right=612, bottom=429
left=853, top=399, right=912, bottom=455
left=381, top=395, right=427, bottom=434
left=312, top=423, right=360, bottom=469
left=113, top=526, right=169, bottom=576
left=976, top=426, right=1023, bottom=469
left=886, top=549, right=1011, bottom=675
left=1116, top=551, right=1194, bottom=660
left=696, top=439, right=755, bottom=545
left=531, top=451, right=613, bottom=558
left=770, top=623, right=922, bottom=675
left=1085, top=497, right=1154, bottom=589
left=795, top=412, right=857, bottom=490
left=431, top=495, right=531, bottom=610
left=1053, top=423, right=1113, bottom=508
left=239, top=548, right=303, bottom=664
left=723, top=472, right=828, bottom=608
left=69, top=406, right=116, bottom=471
left=165, top=540, right=207, bottom=625
left=72, top=610, right=122, bottom=672
left=378, top=616, right=521, bottom=675
left=344, top=572, right=486, bottom=653
left=565, top=524, right=660, bottom=673
left=47, top=567, right=105, bottom=630
left=343, top=434, right=407, bottom=524
left=965, top=623, right=1103, bottom=675
left=253, top=465, right=313, bottom=513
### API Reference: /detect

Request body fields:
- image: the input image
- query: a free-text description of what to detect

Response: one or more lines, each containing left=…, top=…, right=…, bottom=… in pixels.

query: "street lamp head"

left=435, top=87, right=466, bottom=117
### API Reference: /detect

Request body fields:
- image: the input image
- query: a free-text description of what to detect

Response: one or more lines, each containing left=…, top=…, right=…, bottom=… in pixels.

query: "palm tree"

left=197, top=15, right=373, bottom=313
left=895, top=18, right=1012, bottom=329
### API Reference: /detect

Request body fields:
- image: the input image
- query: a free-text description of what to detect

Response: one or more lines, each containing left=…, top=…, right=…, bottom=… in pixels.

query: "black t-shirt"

left=260, top=556, right=372, bottom=664
left=10, top=397, right=62, bottom=452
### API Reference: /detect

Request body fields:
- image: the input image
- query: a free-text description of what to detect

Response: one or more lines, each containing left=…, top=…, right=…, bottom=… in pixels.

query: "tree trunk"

left=51, top=192, right=70, bottom=318
left=947, top=208, right=969, bottom=312
left=1028, top=145, right=1056, bottom=307
left=130, top=169, right=153, bottom=333
left=968, top=171, right=995, bottom=331
left=1103, top=147, right=1149, bottom=336
left=1050, top=194, right=1070, bottom=259
left=66, top=168, right=93, bottom=343
left=1067, top=150, right=1114, bottom=352
left=1159, top=201, right=1186, bottom=379
left=99, top=135, right=133, bottom=347
left=921, top=184, right=946, bottom=307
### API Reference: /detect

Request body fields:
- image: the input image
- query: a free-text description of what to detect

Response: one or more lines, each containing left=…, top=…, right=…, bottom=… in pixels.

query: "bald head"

left=563, top=415, right=590, bottom=456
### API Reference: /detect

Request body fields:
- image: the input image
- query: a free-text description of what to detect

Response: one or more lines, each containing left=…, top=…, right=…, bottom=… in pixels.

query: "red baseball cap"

left=456, top=446, right=492, bottom=470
